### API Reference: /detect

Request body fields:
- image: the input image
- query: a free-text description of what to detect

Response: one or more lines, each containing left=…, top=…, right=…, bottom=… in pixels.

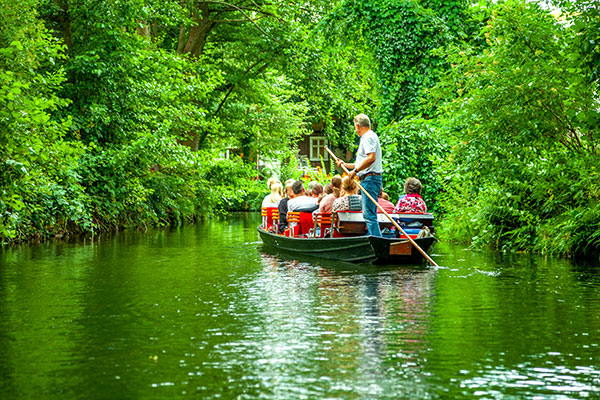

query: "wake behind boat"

left=257, top=210, right=436, bottom=265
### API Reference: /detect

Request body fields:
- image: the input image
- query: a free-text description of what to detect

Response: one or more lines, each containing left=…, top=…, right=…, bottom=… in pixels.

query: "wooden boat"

left=257, top=209, right=436, bottom=264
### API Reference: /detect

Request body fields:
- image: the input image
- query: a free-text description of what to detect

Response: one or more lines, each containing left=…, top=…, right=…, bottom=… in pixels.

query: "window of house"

left=309, top=136, right=328, bottom=161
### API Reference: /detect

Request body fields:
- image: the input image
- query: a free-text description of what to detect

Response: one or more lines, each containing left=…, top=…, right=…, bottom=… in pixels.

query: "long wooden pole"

left=325, top=146, right=438, bottom=267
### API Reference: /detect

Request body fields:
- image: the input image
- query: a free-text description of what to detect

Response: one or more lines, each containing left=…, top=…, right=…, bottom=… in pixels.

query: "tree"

left=325, top=0, right=470, bottom=125
left=432, top=0, right=600, bottom=255
left=0, top=0, right=89, bottom=241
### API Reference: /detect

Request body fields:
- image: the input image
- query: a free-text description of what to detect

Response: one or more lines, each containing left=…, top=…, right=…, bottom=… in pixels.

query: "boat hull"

left=257, top=227, right=435, bottom=265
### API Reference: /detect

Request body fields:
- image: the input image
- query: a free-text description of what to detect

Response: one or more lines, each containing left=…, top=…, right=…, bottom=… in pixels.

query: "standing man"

left=335, top=113, right=383, bottom=237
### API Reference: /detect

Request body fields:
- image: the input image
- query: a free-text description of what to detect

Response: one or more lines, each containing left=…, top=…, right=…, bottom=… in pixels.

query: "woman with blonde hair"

left=266, top=176, right=281, bottom=190
left=262, top=179, right=283, bottom=208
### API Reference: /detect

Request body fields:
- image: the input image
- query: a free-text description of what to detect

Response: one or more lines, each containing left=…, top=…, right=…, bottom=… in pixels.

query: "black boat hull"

left=257, top=227, right=435, bottom=264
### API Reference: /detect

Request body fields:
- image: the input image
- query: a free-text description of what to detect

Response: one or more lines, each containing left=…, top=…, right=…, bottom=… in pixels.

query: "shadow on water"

left=258, top=242, right=430, bottom=274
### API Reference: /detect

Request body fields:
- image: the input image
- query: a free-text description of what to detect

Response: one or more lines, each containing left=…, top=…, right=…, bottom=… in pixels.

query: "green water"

left=1, top=213, right=599, bottom=399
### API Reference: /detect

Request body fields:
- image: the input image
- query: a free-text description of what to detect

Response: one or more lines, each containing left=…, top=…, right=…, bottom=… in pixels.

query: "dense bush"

left=0, top=1, right=265, bottom=244
left=380, top=118, right=448, bottom=210
left=0, top=1, right=90, bottom=241
left=432, top=0, right=600, bottom=256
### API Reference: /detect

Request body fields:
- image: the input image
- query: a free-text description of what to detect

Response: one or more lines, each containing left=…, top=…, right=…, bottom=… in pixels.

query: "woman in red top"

left=393, top=177, right=427, bottom=213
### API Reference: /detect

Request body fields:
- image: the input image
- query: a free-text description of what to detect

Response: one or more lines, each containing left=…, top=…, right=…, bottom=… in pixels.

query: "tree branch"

left=197, top=59, right=269, bottom=149
left=203, top=0, right=284, bottom=28
left=212, top=16, right=266, bottom=23
left=214, top=59, right=265, bottom=116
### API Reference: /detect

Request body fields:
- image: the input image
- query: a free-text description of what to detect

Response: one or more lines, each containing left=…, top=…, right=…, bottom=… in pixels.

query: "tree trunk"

left=179, top=3, right=213, bottom=56
left=177, top=3, right=215, bottom=151
left=55, top=0, right=73, bottom=50
left=136, top=21, right=150, bottom=38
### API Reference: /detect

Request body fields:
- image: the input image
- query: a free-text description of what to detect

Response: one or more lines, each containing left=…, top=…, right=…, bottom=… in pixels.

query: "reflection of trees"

left=356, top=269, right=436, bottom=396
left=0, top=218, right=267, bottom=399
left=0, top=242, right=95, bottom=397
left=255, top=254, right=436, bottom=396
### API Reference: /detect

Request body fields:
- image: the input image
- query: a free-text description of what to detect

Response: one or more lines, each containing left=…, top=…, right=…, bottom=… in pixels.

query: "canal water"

left=0, top=213, right=599, bottom=399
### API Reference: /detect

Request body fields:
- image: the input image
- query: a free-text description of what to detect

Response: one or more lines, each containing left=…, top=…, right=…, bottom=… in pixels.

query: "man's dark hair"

left=292, top=180, right=305, bottom=195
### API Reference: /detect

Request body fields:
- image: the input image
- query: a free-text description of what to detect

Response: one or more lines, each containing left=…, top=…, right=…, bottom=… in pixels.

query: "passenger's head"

left=404, top=177, right=422, bottom=195
left=270, top=182, right=283, bottom=197
left=382, top=192, right=390, bottom=201
left=307, top=181, right=318, bottom=196
left=311, top=182, right=323, bottom=198
left=318, top=192, right=327, bottom=203
left=341, top=176, right=359, bottom=196
left=292, top=180, right=305, bottom=196
left=267, top=176, right=281, bottom=190
left=323, top=183, right=333, bottom=195
left=331, top=174, right=342, bottom=189
left=284, top=179, right=295, bottom=198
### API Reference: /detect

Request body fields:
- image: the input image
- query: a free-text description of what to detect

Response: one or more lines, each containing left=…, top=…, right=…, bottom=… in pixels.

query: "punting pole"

left=325, top=146, right=439, bottom=267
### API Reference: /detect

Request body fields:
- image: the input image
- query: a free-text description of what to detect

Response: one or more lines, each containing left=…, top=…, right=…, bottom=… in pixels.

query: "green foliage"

left=0, top=0, right=299, bottom=243
left=197, top=154, right=265, bottom=213
left=287, top=27, right=380, bottom=148
left=433, top=0, right=600, bottom=255
left=0, top=2, right=90, bottom=242
left=56, top=0, right=220, bottom=146
left=327, top=0, right=470, bottom=125
left=380, top=118, right=448, bottom=210
left=3, top=0, right=600, bottom=260
left=552, top=0, right=600, bottom=84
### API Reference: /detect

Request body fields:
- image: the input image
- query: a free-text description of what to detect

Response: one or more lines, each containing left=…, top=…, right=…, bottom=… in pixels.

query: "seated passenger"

left=278, top=179, right=296, bottom=233
left=307, top=181, right=318, bottom=196
left=377, top=190, right=395, bottom=213
left=262, top=180, right=283, bottom=208
left=332, top=176, right=362, bottom=212
left=393, top=177, right=427, bottom=213
left=318, top=183, right=332, bottom=204
left=288, top=180, right=318, bottom=212
left=319, top=175, right=342, bottom=213
left=311, top=182, right=324, bottom=198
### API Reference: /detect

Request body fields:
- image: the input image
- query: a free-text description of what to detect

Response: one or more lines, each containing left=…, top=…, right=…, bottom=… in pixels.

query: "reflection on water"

left=251, top=253, right=436, bottom=398
left=0, top=213, right=599, bottom=399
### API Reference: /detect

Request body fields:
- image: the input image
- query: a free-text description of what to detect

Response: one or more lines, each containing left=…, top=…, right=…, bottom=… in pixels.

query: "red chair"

left=285, top=211, right=300, bottom=237
left=271, top=209, right=279, bottom=233
left=285, top=211, right=315, bottom=237
left=298, top=212, right=314, bottom=236
left=261, top=207, right=278, bottom=231
left=313, top=212, right=332, bottom=238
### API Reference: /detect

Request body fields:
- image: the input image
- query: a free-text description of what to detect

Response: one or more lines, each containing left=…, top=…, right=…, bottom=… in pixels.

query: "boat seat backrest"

left=314, top=212, right=332, bottom=238
left=261, top=207, right=278, bottom=231
left=286, top=211, right=300, bottom=237
left=286, top=211, right=315, bottom=237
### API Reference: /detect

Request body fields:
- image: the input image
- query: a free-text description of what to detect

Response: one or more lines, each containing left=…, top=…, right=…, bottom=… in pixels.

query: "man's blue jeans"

left=360, top=174, right=382, bottom=237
